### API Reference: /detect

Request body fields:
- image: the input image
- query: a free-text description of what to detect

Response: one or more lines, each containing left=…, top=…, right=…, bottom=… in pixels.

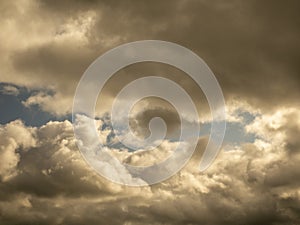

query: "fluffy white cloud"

left=0, top=106, right=299, bottom=224
left=0, top=120, right=36, bottom=181
left=22, top=92, right=72, bottom=116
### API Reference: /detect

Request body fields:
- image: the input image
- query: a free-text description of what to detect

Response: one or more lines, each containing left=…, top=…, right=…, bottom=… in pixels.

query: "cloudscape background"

left=0, top=0, right=300, bottom=224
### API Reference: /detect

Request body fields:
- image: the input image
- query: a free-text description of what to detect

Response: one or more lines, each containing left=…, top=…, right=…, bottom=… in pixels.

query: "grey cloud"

left=1, top=0, right=299, bottom=116
left=129, top=98, right=181, bottom=139
left=12, top=42, right=96, bottom=94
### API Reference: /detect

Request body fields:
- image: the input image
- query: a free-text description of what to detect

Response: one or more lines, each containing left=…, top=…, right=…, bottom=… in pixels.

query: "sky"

left=0, top=0, right=300, bottom=224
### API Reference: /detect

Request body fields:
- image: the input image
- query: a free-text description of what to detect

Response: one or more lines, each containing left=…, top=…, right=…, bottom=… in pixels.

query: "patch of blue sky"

left=0, top=82, right=258, bottom=148
left=0, top=83, right=70, bottom=126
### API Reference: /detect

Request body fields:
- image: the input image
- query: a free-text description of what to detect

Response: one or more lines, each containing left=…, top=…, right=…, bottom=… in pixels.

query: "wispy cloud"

left=0, top=85, right=19, bottom=96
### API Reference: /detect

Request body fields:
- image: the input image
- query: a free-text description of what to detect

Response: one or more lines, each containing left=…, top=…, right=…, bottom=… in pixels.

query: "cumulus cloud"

left=0, top=106, right=300, bottom=224
left=0, top=120, right=36, bottom=181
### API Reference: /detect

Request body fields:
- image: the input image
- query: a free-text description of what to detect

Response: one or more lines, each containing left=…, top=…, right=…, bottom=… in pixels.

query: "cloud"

left=0, top=0, right=299, bottom=116
left=0, top=107, right=300, bottom=224
left=245, top=108, right=300, bottom=154
left=0, top=120, right=36, bottom=181
left=22, top=91, right=72, bottom=116
left=0, top=85, right=19, bottom=96
left=0, top=1, right=300, bottom=224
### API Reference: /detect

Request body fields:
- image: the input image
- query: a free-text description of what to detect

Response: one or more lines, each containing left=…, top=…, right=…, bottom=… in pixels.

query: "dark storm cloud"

left=3, top=0, right=299, bottom=115
left=12, top=43, right=96, bottom=94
